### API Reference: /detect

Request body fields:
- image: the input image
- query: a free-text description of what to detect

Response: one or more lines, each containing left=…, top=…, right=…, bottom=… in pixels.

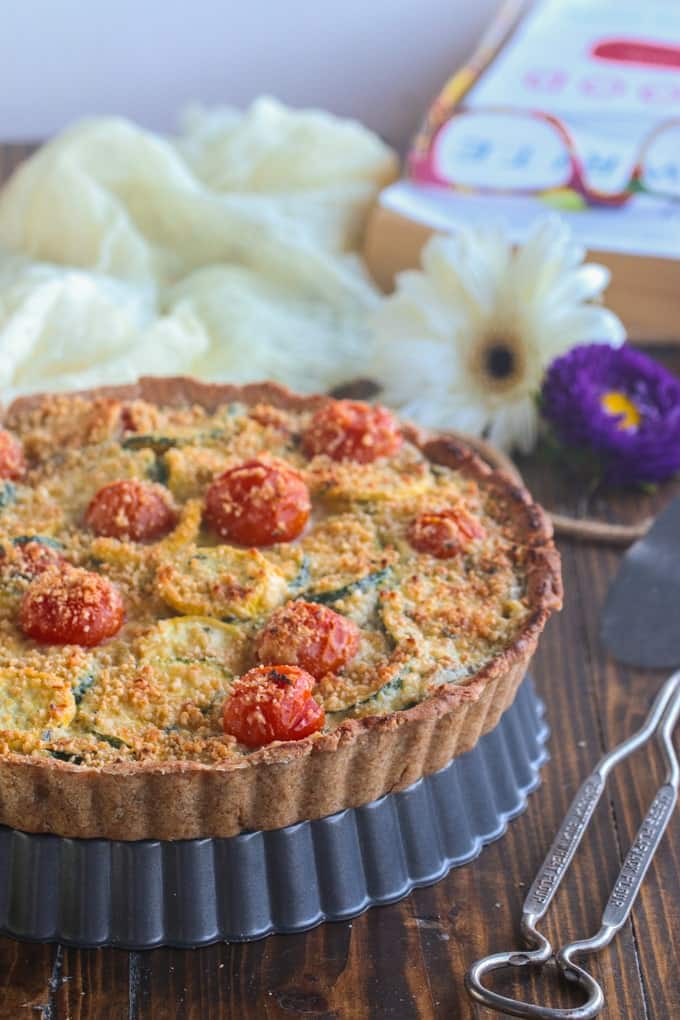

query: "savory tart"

left=0, top=378, right=561, bottom=839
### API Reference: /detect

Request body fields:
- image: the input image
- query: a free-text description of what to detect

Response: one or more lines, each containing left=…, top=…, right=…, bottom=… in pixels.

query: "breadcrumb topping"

left=0, top=393, right=536, bottom=766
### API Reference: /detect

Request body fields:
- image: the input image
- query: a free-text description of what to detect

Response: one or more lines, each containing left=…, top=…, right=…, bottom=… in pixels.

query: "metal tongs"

left=466, top=670, right=680, bottom=1019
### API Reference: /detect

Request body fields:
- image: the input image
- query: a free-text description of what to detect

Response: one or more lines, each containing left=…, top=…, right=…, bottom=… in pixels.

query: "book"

left=364, top=0, right=680, bottom=342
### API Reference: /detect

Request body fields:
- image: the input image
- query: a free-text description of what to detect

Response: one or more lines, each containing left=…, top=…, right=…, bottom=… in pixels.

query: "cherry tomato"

left=0, top=539, right=66, bottom=582
left=256, top=600, right=360, bottom=678
left=0, top=429, right=25, bottom=480
left=85, top=480, right=177, bottom=542
left=20, top=567, right=125, bottom=646
left=302, top=400, right=402, bottom=463
left=204, top=459, right=310, bottom=547
left=408, top=508, right=485, bottom=559
left=119, top=405, right=139, bottom=434
left=223, top=664, right=325, bottom=748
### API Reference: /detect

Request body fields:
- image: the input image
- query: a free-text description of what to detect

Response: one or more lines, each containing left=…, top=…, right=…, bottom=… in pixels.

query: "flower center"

left=468, top=334, right=527, bottom=397
left=485, top=344, right=516, bottom=380
left=600, top=390, right=641, bottom=431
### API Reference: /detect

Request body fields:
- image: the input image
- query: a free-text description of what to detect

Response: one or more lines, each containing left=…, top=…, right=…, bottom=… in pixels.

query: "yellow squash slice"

left=156, top=545, right=288, bottom=620
left=306, top=446, right=433, bottom=504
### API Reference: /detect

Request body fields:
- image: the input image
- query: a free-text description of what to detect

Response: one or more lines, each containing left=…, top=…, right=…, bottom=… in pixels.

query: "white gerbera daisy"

left=369, top=216, right=626, bottom=453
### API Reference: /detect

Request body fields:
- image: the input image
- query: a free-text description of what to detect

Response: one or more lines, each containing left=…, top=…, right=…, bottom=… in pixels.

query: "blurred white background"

left=0, top=0, right=502, bottom=148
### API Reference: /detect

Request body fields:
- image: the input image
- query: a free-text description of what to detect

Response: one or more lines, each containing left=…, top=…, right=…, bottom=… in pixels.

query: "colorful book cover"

left=390, top=0, right=680, bottom=261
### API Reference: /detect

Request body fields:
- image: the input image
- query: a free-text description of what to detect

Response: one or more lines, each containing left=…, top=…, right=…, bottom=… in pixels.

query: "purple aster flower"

left=541, top=344, right=680, bottom=486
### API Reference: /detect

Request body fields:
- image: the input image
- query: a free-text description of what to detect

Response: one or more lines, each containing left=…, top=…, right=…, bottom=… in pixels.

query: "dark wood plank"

left=54, top=947, right=132, bottom=1020
left=0, top=939, right=58, bottom=1018
left=0, top=142, right=677, bottom=1019
left=134, top=903, right=436, bottom=1020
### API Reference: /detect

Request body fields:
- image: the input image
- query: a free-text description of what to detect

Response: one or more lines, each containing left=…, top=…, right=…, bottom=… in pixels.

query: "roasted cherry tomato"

left=204, top=459, right=310, bottom=547
left=0, top=538, right=66, bottom=581
left=256, top=600, right=360, bottom=678
left=85, top=480, right=177, bottom=542
left=119, top=405, right=139, bottom=434
left=408, top=508, right=485, bottom=559
left=302, top=400, right=402, bottom=463
left=0, top=429, right=25, bottom=480
left=20, top=567, right=125, bottom=646
left=223, top=664, right=325, bottom=748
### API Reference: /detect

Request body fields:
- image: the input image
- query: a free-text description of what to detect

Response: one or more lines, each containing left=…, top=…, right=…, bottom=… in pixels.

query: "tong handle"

left=521, top=773, right=604, bottom=926
left=556, top=781, right=678, bottom=1003
left=558, top=687, right=680, bottom=975
left=603, top=781, right=676, bottom=931
left=521, top=670, right=680, bottom=931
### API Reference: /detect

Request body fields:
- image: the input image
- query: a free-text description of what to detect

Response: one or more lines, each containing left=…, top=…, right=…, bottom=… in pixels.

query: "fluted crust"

left=1, top=377, right=562, bottom=839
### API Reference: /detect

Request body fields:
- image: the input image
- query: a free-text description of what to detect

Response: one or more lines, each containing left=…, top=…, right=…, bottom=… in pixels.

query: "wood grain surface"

left=0, top=144, right=678, bottom=1020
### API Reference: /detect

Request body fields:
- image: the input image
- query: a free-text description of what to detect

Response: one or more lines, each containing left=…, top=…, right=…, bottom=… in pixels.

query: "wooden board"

left=0, top=144, right=678, bottom=1019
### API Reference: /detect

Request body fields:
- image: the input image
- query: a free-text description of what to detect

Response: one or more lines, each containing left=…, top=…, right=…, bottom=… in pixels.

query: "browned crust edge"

left=0, top=377, right=562, bottom=839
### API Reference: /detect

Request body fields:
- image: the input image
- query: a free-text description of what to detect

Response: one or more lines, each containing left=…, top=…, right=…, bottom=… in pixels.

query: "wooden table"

left=0, top=144, right=678, bottom=1019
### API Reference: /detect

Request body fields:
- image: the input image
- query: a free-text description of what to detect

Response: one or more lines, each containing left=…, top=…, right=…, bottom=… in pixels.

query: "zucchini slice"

left=288, top=554, right=311, bottom=594
left=93, top=733, right=126, bottom=749
left=0, top=482, right=16, bottom=509
left=379, top=580, right=470, bottom=679
left=305, top=567, right=391, bottom=605
left=156, top=545, right=288, bottom=620
left=40, top=442, right=155, bottom=520
left=262, top=546, right=308, bottom=589
left=79, top=618, right=245, bottom=743
left=146, top=456, right=169, bottom=485
left=139, top=616, right=248, bottom=676
left=1, top=485, right=64, bottom=536
left=122, top=434, right=182, bottom=453
left=307, top=446, right=433, bottom=503
left=11, top=534, right=63, bottom=550
left=72, top=671, right=96, bottom=705
left=0, top=668, right=76, bottom=730
left=354, top=670, right=405, bottom=713
left=326, top=656, right=426, bottom=720
left=163, top=446, right=233, bottom=501
left=0, top=535, right=64, bottom=588
left=295, top=513, right=391, bottom=608
left=49, top=750, right=85, bottom=764
left=326, top=666, right=406, bottom=719
left=122, top=425, right=233, bottom=455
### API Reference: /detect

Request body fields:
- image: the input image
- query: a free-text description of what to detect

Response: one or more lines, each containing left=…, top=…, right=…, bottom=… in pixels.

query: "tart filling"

left=0, top=390, right=553, bottom=768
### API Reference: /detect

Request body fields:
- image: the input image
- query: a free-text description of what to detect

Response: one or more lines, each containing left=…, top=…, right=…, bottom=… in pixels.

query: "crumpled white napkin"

left=0, top=97, right=397, bottom=402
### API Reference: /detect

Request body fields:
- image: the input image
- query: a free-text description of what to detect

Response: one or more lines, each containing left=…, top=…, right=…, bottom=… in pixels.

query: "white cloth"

left=0, top=98, right=397, bottom=401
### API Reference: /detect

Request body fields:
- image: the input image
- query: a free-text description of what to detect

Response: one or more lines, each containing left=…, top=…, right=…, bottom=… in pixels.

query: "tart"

left=0, top=378, right=561, bottom=839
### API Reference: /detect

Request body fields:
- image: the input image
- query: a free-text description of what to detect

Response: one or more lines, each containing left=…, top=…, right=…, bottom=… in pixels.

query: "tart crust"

left=0, top=377, right=562, bottom=840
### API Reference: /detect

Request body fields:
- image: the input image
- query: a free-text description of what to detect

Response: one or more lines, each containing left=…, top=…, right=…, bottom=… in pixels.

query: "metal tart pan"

left=0, top=676, right=548, bottom=948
